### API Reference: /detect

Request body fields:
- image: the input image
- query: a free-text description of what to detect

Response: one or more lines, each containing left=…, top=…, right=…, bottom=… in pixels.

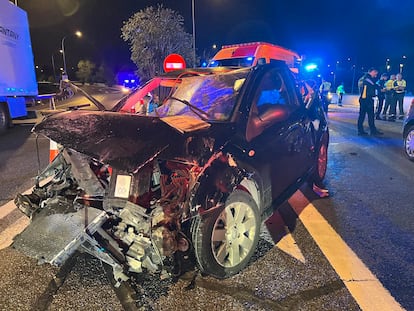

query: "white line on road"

left=0, top=216, right=29, bottom=249
left=0, top=188, right=32, bottom=250
left=288, top=190, right=405, bottom=311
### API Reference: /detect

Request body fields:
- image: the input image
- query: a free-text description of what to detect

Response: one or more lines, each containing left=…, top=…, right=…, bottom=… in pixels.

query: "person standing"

left=336, top=82, right=345, bottom=106
left=394, top=73, right=406, bottom=119
left=375, top=73, right=388, bottom=120
left=383, top=74, right=396, bottom=121
left=358, top=68, right=383, bottom=136
left=358, top=72, right=368, bottom=94
left=319, top=78, right=331, bottom=112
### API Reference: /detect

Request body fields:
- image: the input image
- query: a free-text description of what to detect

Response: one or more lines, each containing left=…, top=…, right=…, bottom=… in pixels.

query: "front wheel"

left=404, top=125, right=414, bottom=161
left=192, top=190, right=260, bottom=278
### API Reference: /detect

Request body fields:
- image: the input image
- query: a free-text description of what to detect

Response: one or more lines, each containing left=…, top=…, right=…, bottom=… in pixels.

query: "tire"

left=0, top=104, right=10, bottom=133
left=192, top=190, right=260, bottom=278
left=313, top=130, right=329, bottom=185
left=404, top=125, right=414, bottom=161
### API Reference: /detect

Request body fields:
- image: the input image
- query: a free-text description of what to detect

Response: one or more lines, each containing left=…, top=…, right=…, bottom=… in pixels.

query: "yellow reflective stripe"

left=385, top=80, right=393, bottom=90
left=362, top=85, right=367, bottom=99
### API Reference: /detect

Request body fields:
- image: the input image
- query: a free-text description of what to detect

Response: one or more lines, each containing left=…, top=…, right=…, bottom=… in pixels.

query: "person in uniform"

left=319, top=78, right=331, bottom=112
left=375, top=73, right=388, bottom=120
left=336, top=82, right=345, bottom=106
left=393, top=73, right=406, bottom=119
left=383, top=74, right=396, bottom=121
left=358, top=68, right=383, bottom=136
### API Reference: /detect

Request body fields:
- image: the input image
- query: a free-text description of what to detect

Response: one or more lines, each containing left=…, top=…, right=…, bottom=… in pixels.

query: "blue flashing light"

left=247, top=57, right=254, bottom=61
left=201, top=62, right=207, bottom=67
left=305, top=63, right=318, bottom=72
left=131, top=79, right=135, bottom=83
left=124, top=79, right=130, bottom=83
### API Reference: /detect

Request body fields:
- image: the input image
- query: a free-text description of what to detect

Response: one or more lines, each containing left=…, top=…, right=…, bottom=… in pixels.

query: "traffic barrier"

left=49, top=139, right=59, bottom=162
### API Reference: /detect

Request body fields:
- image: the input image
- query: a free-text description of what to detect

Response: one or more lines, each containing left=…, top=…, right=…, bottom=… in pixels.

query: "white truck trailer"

left=0, top=0, right=38, bottom=132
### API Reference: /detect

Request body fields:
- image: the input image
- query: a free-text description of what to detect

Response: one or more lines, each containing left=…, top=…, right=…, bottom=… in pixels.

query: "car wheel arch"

left=189, top=153, right=263, bottom=216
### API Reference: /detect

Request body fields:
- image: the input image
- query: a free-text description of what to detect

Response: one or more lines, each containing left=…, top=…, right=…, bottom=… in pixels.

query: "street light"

left=51, top=50, right=64, bottom=82
left=61, top=30, right=82, bottom=78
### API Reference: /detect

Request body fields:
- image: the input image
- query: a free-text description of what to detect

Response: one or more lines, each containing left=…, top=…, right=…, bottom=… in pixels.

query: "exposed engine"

left=14, top=148, right=213, bottom=285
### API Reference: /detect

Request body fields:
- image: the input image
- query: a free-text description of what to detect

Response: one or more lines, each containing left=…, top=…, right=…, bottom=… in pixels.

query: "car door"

left=244, top=66, right=315, bottom=202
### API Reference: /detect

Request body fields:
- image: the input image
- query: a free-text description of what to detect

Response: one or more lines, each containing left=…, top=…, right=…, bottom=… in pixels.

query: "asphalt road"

left=0, top=98, right=412, bottom=310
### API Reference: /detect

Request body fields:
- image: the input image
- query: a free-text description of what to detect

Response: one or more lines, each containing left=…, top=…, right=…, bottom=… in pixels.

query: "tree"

left=121, top=5, right=194, bottom=82
left=76, top=60, right=96, bottom=83
left=93, top=63, right=115, bottom=86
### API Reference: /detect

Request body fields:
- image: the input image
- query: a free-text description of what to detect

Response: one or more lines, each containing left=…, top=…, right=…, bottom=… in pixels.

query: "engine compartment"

left=14, top=146, right=252, bottom=285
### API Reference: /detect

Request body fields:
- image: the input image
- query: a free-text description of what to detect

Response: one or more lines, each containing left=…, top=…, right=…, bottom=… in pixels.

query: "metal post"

left=191, top=0, right=196, bottom=67
left=351, top=65, right=356, bottom=94
left=51, top=54, right=57, bottom=82
left=61, top=36, right=67, bottom=77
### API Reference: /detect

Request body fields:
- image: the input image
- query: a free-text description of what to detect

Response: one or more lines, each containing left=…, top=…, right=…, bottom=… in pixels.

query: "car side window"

left=246, top=68, right=292, bottom=141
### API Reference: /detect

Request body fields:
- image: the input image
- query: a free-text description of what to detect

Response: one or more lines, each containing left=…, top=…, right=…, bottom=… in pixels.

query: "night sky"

left=18, top=0, right=414, bottom=88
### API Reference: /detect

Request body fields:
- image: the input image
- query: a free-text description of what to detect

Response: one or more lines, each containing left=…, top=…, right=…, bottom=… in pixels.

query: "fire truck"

left=208, top=42, right=300, bottom=71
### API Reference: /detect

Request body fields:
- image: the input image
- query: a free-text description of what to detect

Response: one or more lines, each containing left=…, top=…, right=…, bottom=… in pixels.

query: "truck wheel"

left=0, top=104, right=10, bottom=133
left=192, top=190, right=260, bottom=278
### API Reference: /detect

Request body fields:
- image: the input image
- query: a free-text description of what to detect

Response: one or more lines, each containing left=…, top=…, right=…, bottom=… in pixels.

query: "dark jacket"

left=376, top=79, right=387, bottom=99
left=360, top=75, right=379, bottom=100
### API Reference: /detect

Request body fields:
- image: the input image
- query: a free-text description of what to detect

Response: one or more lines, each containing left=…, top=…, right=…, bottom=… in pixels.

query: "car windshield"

left=155, top=69, right=247, bottom=121
left=208, top=57, right=255, bottom=68
left=118, top=68, right=249, bottom=121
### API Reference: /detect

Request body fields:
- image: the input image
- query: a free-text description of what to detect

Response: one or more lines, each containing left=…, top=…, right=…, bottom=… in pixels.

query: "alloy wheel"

left=211, top=200, right=258, bottom=268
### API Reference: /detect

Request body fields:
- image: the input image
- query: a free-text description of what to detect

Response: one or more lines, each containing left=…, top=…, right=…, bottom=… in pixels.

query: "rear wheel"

left=404, top=125, right=414, bottom=161
left=192, top=190, right=260, bottom=278
left=0, top=104, right=10, bottom=133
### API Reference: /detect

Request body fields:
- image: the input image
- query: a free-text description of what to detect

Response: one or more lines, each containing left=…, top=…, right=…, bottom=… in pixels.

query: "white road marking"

left=0, top=188, right=32, bottom=220
left=0, top=188, right=33, bottom=250
left=0, top=216, right=29, bottom=249
left=276, top=230, right=306, bottom=264
left=288, top=190, right=405, bottom=311
left=0, top=199, right=19, bottom=220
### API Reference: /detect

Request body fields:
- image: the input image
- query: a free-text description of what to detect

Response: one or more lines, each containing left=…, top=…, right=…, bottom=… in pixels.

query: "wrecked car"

left=14, top=62, right=329, bottom=285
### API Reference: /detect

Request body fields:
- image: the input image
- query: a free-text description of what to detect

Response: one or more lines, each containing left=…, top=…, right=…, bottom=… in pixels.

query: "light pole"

left=61, top=31, right=82, bottom=79
left=191, top=0, right=196, bottom=67
left=333, top=60, right=339, bottom=88
left=51, top=54, right=57, bottom=82
left=351, top=64, right=356, bottom=94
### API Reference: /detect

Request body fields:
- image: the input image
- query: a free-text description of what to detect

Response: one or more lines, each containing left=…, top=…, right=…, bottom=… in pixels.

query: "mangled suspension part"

left=15, top=148, right=106, bottom=218
left=13, top=195, right=130, bottom=286
left=109, top=199, right=165, bottom=274
left=49, top=210, right=128, bottom=287
left=102, top=159, right=199, bottom=276
left=15, top=151, right=74, bottom=218
left=189, top=151, right=251, bottom=214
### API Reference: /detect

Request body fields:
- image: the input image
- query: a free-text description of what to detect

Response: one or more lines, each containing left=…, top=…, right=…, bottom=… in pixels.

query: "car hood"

left=34, top=110, right=218, bottom=172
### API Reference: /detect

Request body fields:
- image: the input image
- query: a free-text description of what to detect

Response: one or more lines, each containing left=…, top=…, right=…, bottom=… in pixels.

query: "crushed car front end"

left=13, top=68, right=259, bottom=284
